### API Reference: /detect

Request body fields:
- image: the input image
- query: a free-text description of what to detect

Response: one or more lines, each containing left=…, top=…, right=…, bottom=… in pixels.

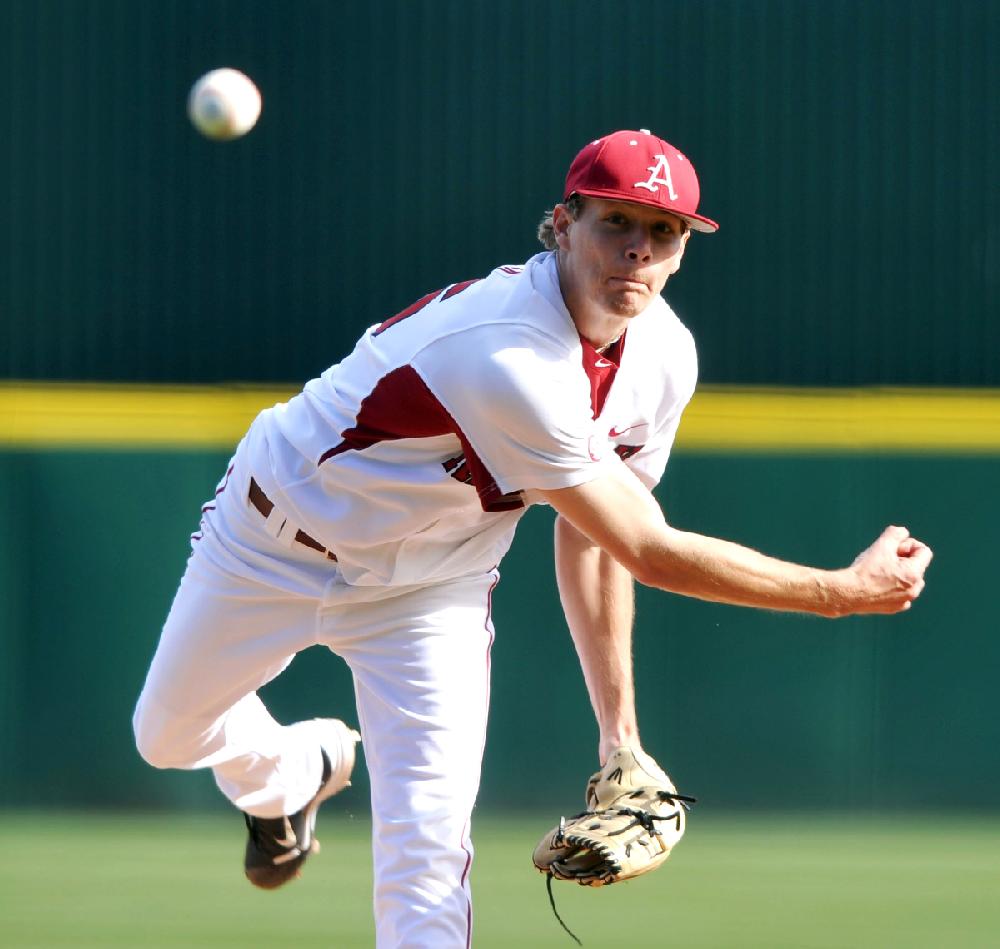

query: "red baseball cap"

left=563, top=129, right=719, bottom=233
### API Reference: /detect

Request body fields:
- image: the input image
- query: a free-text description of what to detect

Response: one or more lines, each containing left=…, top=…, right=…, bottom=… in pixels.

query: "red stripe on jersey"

left=455, top=429, right=525, bottom=511
left=442, top=278, right=480, bottom=300
left=318, top=366, right=453, bottom=461
left=373, top=279, right=480, bottom=336
left=614, top=443, right=644, bottom=461
left=318, top=365, right=523, bottom=513
left=579, top=331, right=626, bottom=418
left=372, top=290, right=441, bottom=336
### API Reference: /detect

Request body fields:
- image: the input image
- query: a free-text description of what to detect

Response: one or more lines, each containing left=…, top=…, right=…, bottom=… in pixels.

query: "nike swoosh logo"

left=594, top=358, right=613, bottom=368
left=608, top=422, right=647, bottom=438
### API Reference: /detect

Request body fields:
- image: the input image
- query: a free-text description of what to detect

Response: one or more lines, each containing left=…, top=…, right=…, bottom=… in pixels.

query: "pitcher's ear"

left=552, top=204, right=572, bottom=248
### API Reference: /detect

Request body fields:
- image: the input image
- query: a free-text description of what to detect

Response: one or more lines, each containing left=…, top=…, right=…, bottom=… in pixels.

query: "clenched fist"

left=836, top=525, right=933, bottom=616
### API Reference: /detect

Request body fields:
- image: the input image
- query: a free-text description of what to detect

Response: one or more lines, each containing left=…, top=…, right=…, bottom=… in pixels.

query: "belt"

left=248, top=478, right=338, bottom=561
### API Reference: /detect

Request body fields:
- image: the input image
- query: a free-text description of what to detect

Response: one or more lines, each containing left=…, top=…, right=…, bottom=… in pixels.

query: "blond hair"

left=536, top=193, right=586, bottom=250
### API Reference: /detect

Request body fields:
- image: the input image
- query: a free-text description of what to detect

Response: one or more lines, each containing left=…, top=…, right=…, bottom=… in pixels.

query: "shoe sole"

left=245, top=718, right=361, bottom=889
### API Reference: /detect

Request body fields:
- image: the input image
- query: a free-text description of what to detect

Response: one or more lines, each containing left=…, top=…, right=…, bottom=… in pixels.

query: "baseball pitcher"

left=133, top=130, right=932, bottom=947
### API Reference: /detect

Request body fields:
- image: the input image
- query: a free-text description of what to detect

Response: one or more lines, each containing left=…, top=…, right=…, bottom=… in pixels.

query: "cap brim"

left=569, top=188, right=719, bottom=233
left=672, top=212, right=719, bottom=234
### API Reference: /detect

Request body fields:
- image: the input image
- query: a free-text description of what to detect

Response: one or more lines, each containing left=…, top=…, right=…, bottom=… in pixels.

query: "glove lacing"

left=543, top=791, right=697, bottom=945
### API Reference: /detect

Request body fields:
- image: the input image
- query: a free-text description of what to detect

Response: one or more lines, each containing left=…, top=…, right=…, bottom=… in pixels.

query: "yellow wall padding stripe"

left=0, top=383, right=295, bottom=449
left=1, top=382, right=999, bottom=453
left=679, top=387, right=1000, bottom=453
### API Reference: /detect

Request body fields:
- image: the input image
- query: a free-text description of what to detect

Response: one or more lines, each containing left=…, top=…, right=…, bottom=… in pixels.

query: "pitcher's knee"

left=132, top=701, right=200, bottom=770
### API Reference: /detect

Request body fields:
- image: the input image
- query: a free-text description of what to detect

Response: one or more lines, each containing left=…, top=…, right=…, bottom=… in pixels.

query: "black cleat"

left=243, top=718, right=361, bottom=889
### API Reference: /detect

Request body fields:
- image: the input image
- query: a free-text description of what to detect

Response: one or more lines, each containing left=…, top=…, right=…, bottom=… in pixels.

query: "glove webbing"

left=543, top=791, right=698, bottom=945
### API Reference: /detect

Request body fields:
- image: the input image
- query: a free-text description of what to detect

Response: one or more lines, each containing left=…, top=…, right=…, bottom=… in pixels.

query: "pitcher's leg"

left=133, top=552, right=327, bottom=816
left=325, top=574, right=498, bottom=949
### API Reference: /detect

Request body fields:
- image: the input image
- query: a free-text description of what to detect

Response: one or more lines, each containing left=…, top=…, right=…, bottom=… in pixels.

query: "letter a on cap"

left=635, top=154, right=678, bottom=201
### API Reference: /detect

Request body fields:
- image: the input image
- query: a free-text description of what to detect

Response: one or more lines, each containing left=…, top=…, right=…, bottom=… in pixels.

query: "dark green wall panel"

left=633, top=454, right=1000, bottom=811
left=1, top=448, right=995, bottom=812
left=0, top=457, right=29, bottom=802
left=1, top=0, right=997, bottom=386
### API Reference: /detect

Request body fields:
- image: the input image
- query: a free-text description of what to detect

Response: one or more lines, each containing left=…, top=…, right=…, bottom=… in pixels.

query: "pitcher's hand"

left=837, top=526, right=933, bottom=615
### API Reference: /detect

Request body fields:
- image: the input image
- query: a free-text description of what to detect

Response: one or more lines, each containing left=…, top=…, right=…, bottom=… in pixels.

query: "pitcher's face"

left=554, top=197, right=690, bottom=320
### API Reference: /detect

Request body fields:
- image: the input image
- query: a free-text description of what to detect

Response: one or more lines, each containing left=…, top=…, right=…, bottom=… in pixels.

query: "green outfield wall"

left=2, top=386, right=997, bottom=812
left=1, top=0, right=997, bottom=815
left=1, top=0, right=997, bottom=387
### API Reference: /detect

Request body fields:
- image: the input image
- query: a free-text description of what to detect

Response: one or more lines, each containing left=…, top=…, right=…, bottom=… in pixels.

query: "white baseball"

left=188, top=68, right=262, bottom=141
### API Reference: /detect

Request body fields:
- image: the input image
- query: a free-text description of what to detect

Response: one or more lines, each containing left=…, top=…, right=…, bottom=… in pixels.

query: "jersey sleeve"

left=413, top=324, right=616, bottom=503
left=620, top=318, right=698, bottom=491
left=623, top=409, right=686, bottom=490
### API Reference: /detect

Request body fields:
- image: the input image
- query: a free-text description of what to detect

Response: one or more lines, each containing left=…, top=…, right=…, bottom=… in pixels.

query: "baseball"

left=187, top=68, right=261, bottom=141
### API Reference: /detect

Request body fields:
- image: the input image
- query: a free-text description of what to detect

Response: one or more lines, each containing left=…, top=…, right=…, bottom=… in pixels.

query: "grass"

left=2, top=811, right=999, bottom=948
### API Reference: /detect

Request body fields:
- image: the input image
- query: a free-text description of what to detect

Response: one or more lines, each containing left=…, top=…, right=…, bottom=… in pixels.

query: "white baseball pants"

left=133, top=456, right=498, bottom=949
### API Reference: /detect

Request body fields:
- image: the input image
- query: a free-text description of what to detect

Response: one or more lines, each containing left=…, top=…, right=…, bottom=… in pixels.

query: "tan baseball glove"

left=532, top=746, right=695, bottom=888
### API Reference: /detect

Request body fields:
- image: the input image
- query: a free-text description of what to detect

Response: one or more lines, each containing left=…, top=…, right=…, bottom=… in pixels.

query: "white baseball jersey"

left=241, top=251, right=697, bottom=588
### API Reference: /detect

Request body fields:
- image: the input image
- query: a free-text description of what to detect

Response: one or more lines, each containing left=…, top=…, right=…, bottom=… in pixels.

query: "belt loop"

left=248, top=477, right=336, bottom=560
left=263, top=505, right=297, bottom=548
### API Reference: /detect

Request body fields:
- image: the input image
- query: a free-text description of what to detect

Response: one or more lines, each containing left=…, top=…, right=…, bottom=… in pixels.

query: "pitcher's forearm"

left=539, top=472, right=928, bottom=619
left=633, top=527, right=849, bottom=616
left=555, top=515, right=639, bottom=759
